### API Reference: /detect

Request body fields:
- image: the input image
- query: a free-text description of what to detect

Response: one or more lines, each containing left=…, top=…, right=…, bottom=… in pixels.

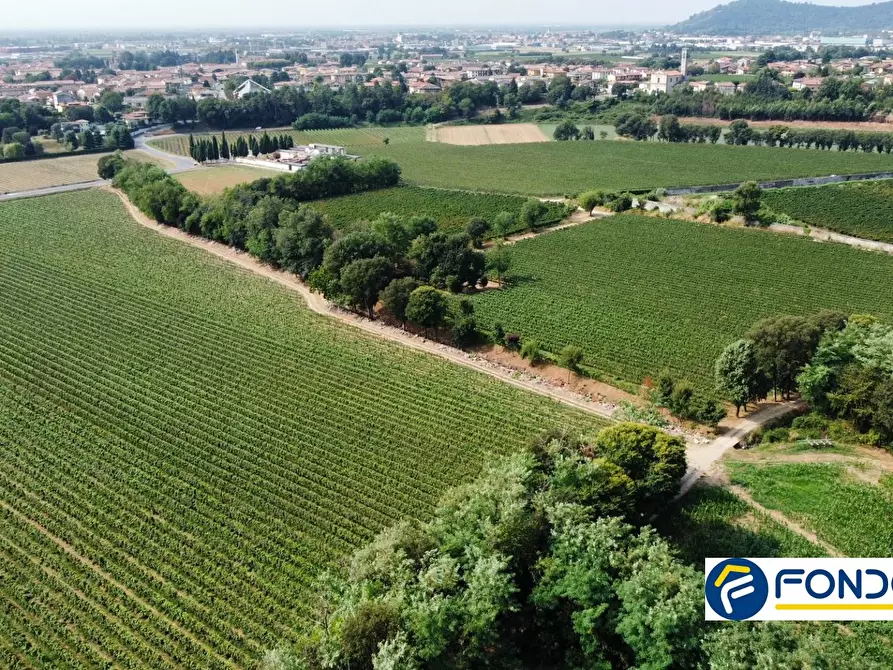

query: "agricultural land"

left=472, top=215, right=893, bottom=390
left=0, top=189, right=604, bottom=668
left=310, top=185, right=569, bottom=233
left=0, top=150, right=170, bottom=194
left=358, top=141, right=893, bottom=195
left=174, top=164, right=282, bottom=196
left=432, top=123, right=549, bottom=145
left=764, top=180, right=893, bottom=243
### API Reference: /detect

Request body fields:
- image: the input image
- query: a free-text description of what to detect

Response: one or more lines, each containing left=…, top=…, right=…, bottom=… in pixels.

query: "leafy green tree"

left=558, top=345, right=584, bottom=381
left=580, top=125, right=595, bottom=140
left=715, top=339, right=765, bottom=416
left=553, top=119, right=581, bottom=141
left=520, top=339, right=542, bottom=365
left=747, top=314, right=819, bottom=400
left=593, top=423, right=687, bottom=518
left=339, top=256, right=393, bottom=318
left=486, top=243, right=512, bottom=284
left=578, top=190, right=606, bottom=215
left=97, top=151, right=126, bottom=179
left=492, top=211, right=516, bottom=239
left=274, top=206, right=334, bottom=277
left=466, top=218, right=490, bottom=248
left=657, top=114, right=684, bottom=142
left=380, top=277, right=420, bottom=328
left=406, top=286, right=450, bottom=338
left=220, top=131, right=230, bottom=159
left=732, top=181, right=762, bottom=222
left=520, top=199, right=548, bottom=231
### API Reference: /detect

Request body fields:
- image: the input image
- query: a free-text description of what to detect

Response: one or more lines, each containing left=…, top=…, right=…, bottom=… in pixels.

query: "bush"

left=520, top=339, right=542, bottom=365
left=609, top=193, right=634, bottom=213
left=97, top=151, right=126, bottom=179
left=505, top=333, right=521, bottom=351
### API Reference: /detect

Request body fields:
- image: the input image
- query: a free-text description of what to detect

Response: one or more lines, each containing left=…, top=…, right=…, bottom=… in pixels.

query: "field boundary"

left=664, top=171, right=893, bottom=196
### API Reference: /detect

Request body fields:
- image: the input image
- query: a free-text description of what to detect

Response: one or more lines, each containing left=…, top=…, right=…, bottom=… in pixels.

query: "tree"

left=553, top=119, right=581, bottom=141
left=726, top=119, right=754, bottom=146
left=274, top=206, right=334, bottom=277
left=220, top=131, right=230, bottom=160
left=593, top=423, right=687, bottom=518
left=466, top=218, right=490, bottom=248
left=520, top=339, right=542, bottom=365
left=2, top=143, right=25, bottom=159
left=409, top=232, right=485, bottom=292
left=747, top=315, right=819, bottom=400
left=715, top=339, right=764, bottom=416
left=380, top=277, right=420, bottom=328
left=558, top=345, right=584, bottom=382
left=580, top=125, right=595, bottom=140
left=732, top=181, right=762, bottom=222
left=519, top=199, right=548, bottom=232
left=486, top=243, right=512, bottom=284
left=188, top=133, right=196, bottom=160
left=98, top=90, right=124, bottom=112
left=339, top=256, right=393, bottom=318
left=492, top=211, right=516, bottom=239
left=97, top=151, right=126, bottom=179
left=211, top=135, right=220, bottom=161
left=658, top=114, right=684, bottom=142
left=406, top=286, right=450, bottom=338
left=578, top=190, right=606, bottom=216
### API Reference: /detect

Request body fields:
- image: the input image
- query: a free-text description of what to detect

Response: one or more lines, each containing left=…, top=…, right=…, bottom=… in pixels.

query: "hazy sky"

left=0, top=0, right=877, bottom=31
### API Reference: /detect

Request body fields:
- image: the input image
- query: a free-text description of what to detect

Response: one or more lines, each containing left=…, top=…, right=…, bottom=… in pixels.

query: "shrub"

left=520, top=339, right=542, bottom=364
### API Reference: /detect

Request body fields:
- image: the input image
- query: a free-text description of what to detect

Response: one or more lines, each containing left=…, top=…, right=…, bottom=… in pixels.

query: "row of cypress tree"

left=188, top=131, right=297, bottom=162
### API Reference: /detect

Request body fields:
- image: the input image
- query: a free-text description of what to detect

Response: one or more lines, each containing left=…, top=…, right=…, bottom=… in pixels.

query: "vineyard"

left=149, top=126, right=425, bottom=156
left=310, top=185, right=570, bottom=232
left=357, top=140, right=893, bottom=195
left=764, top=180, right=893, bottom=243
left=0, top=190, right=604, bottom=668
left=728, top=461, right=893, bottom=557
left=472, top=215, right=893, bottom=390
left=655, top=483, right=824, bottom=564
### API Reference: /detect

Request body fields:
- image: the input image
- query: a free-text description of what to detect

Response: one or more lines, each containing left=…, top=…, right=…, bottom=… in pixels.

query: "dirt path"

left=110, top=188, right=616, bottom=421
left=483, top=209, right=611, bottom=248
left=678, top=401, right=806, bottom=497
left=727, top=485, right=843, bottom=556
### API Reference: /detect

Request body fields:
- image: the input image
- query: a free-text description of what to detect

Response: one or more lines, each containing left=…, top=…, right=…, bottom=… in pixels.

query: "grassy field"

left=310, top=185, right=568, bottom=233
left=655, top=483, right=824, bottom=564
left=0, top=190, right=604, bottom=668
left=175, top=164, right=282, bottom=195
left=729, top=461, right=893, bottom=557
left=356, top=141, right=893, bottom=195
left=764, top=180, right=893, bottom=244
left=0, top=150, right=170, bottom=194
left=471, top=215, right=893, bottom=390
left=150, top=126, right=425, bottom=156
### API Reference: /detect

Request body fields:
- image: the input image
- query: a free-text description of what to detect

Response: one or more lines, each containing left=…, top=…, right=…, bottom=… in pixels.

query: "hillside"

left=669, top=0, right=893, bottom=35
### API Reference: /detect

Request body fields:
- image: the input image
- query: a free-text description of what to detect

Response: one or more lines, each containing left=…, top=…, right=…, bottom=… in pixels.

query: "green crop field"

left=0, top=190, right=604, bottom=668
left=310, top=185, right=569, bottom=233
left=150, top=126, right=425, bottom=156
left=764, top=180, right=893, bottom=244
left=357, top=141, right=893, bottom=195
left=471, top=215, right=893, bottom=390
left=729, top=462, right=893, bottom=557
left=655, top=483, right=824, bottom=564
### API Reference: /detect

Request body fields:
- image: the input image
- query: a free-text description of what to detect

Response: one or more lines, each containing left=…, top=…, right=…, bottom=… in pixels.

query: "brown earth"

left=435, top=123, right=549, bottom=145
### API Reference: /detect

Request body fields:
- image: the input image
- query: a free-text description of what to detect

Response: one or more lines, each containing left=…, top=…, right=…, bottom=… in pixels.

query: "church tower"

left=681, top=48, right=689, bottom=77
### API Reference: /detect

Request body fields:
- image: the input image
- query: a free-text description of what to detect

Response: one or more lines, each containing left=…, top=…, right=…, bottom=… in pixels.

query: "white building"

left=642, top=70, right=685, bottom=95
left=234, top=78, right=271, bottom=99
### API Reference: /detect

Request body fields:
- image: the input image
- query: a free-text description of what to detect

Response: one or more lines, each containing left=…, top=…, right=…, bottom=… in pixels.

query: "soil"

left=677, top=116, right=893, bottom=132
left=435, top=123, right=549, bottom=145
left=474, top=344, right=639, bottom=407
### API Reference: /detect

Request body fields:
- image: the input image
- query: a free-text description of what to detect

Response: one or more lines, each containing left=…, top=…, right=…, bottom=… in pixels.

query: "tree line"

left=188, top=131, right=296, bottom=162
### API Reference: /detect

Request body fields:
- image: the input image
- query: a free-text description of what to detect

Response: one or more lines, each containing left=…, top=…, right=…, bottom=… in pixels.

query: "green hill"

left=669, top=0, right=893, bottom=35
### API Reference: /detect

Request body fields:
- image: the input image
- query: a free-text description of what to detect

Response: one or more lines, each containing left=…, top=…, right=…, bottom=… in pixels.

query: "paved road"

left=133, top=127, right=197, bottom=172
left=0, top=180, right=108, bottom=202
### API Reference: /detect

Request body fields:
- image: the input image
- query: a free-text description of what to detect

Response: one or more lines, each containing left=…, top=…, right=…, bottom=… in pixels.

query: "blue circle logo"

left=706, top=558, right=768, bottom=621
